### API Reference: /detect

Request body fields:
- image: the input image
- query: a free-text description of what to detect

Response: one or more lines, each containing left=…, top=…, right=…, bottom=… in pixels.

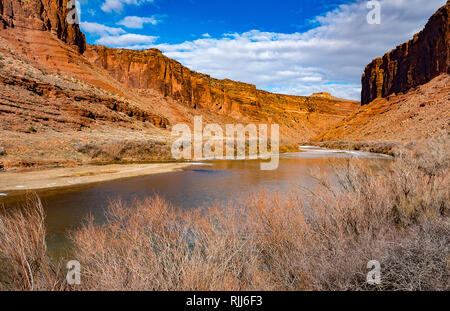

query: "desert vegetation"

left=0, top=196, right=67, bottom=290
left=0, top=137, right=448, bottom=291
left=76, top=139, right=174, bottom=164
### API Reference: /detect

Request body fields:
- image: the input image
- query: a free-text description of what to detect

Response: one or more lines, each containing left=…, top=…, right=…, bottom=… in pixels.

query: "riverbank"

left=306, top=141, right=399, bottom=156
left=0, top=162, right=191, bottom=193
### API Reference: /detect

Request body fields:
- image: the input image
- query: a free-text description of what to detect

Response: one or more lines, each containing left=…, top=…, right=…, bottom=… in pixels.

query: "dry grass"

left=0, top=137, right=448, bottom=291
left=76, top=140, right=173, bottom=164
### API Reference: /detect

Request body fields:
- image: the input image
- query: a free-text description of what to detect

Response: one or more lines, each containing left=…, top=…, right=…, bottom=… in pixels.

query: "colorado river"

left=1, top=147, right=392, bottom=256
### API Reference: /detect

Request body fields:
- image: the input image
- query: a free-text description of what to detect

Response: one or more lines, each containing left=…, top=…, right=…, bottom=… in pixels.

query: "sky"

left=77, top=0, right=446, bottom=100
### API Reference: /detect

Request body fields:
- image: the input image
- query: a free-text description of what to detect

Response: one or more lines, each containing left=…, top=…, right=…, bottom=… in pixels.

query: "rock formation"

left=315, top=3, right=450, bottom=145
left=85, top=45, right=359, bottom=133
left=361, top=2, right=449, bottom=105
left=86, top=46, right=249, bottom=115
left=310, top=92, right=333, bottom=99
left=0, top=0, right=86, bottom=53
left=0, top=44, right=169, bottom=132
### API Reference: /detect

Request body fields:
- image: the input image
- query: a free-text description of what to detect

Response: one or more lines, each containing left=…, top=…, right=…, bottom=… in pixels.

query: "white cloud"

left=80, top=22, right=125, bottom=36
left=117, top=16, right=161, bottom=29
left=127, top=0, right=444, bottom=100
left=101, top=0, right=155, bottom=13
left=95, top=34, right=158, bottom=47
left=272, top=83, right=363, bottom=101
left=79, top=20, right=158, bottom=49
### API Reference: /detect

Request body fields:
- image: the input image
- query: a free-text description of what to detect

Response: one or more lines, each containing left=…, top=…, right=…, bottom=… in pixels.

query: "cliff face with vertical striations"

left=85, top=45, right=360, bottom=134
left=86, top=46, right=250, bottom=115
left=0, top=0, right=86, bottom=53
left=361, top=2, right=449, bottom=106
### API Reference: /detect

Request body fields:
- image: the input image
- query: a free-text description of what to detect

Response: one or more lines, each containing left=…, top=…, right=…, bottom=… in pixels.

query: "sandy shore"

left=0, top=163, right=191, bottom=193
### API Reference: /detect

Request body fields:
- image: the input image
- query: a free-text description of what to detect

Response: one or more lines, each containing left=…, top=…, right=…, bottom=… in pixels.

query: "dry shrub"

left=70, top=137, right=449, bottom=291
left=0, top=195, right=65, bottom=290
left=69, top=183, right=448, bottom=291
left=379, top=219, right=449, bottom=291
left=300, top=136, right=449, bottom=290
left=77, top=140, right=172, bottom=163
left=71, top=197, right=260, bottom=291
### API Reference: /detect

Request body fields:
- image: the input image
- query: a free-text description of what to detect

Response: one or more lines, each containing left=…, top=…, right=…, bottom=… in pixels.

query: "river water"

left=1, top=147, right=392, bottom=255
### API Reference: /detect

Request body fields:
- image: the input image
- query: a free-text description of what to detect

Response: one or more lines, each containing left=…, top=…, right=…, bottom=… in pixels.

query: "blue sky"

left=78, top=0, right=446, bottom=100
left=79, top=0, right=351, bottom=44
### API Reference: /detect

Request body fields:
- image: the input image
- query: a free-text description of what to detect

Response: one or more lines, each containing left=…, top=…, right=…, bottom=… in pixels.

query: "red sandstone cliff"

left=0, top=0, right=360, bottom=139
left=85, top=46, right=249, bottom=115
left=85, top=45, right=360, bottom=138
left=0, top=0, right=86, bottom=53
left=361, top=2, right=449, bottom=105
left=0, top=0, right=174, bottom=131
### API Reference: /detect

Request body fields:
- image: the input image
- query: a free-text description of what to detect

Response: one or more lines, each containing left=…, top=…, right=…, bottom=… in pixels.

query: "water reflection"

left=1, top=148, right=391, bottom=255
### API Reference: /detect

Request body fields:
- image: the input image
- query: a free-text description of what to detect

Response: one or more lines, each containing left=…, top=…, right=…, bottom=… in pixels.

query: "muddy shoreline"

left=0, top=162, right=191, bottom=194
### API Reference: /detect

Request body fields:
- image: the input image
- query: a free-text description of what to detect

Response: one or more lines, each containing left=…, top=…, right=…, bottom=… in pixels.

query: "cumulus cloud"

left=95, top=34, right=158, bottom=47
left=80, top=22, right=125, bottom=36
left=101, top=0, right=155, bottom=13
left=80, top=21, right=158, bottom=48
left=130, top=0, right=443, bottom=100
left=85, top=0, right=445, bottom=100
left=117, top=16, right=161, bottom=29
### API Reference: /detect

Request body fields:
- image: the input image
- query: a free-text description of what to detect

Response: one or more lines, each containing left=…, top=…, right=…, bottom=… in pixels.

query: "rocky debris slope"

left=314, top=74, right=449, bottom=143
left=0, top=43, right=168, bottom=132
left=361, top=2, right=449, bottom=105
left=0, top=36, right=174, bottom=169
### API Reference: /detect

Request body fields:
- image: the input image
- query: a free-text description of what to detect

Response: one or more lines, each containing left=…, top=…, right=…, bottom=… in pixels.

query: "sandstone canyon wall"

left=86, top=46, right=253, bottom=116
left=0, top=0, right=86, bottom=53
left=361, top=2, right=449, bottom=105
left=85, top=45, right=359, bottom=136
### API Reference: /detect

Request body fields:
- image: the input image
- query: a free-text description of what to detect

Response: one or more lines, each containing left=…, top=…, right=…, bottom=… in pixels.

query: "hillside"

left=313, top=2, right=450, bottom=152
left=314, top=74, right=449, bottom=143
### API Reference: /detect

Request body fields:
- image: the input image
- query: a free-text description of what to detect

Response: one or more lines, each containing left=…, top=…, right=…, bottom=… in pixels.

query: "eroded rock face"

left=0, top=48, right=168, bottom=132
left=314, top=74, right=450, bottom=143
left=85, top=46, right=258, bottom=116
left=311, top=92, right=333, bottom=99
left=85, top=45, right=359, bottom=125
left=361, top=2, right=449, bottom=105
left=0, top=0, right=86, bottom=53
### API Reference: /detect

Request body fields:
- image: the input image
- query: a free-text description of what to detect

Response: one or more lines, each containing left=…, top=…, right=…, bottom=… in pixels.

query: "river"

left=1, top=147, right=392, bottom=256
